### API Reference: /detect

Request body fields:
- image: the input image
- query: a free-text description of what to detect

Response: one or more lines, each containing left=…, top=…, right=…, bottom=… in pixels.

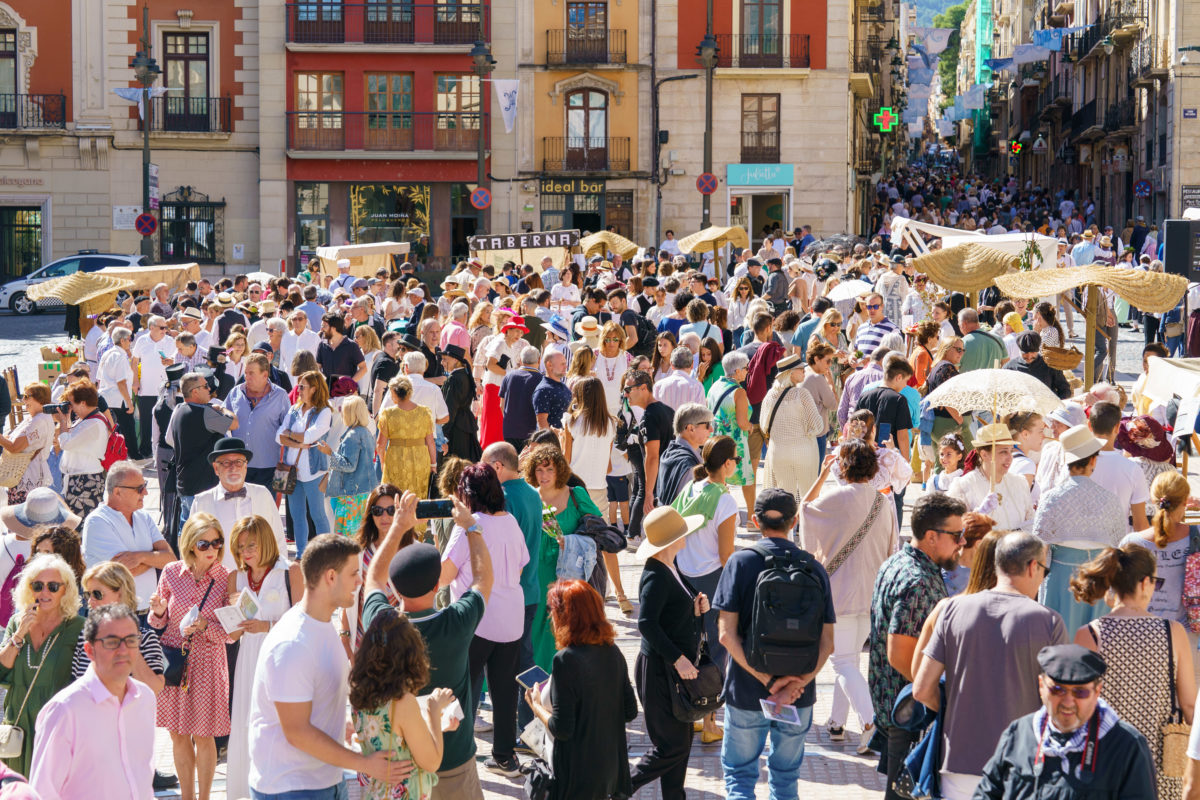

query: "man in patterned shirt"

left=868, top=492, right=967, bottom=800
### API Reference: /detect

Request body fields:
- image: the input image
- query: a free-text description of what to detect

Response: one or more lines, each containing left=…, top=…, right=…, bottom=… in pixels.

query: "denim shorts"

left=556, top=533, right=598, bottom=581
left=606, top=474, right=630, bottom=502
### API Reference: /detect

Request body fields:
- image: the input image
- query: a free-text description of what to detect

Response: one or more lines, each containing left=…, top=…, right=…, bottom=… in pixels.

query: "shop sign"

left=727, top=164, right=794, bottom=186
left=0, top=175, right=45, bottom=187
left=1182, top=185, right=1200, bottom=212
left=540, top=178, right=604, bottom=194
left=468, top=229, right=581, bottom=252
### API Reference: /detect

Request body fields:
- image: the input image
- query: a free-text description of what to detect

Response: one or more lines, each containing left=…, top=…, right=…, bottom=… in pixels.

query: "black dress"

left=547, top=643, right=637, bottom=800
left=442, top=366, right=480, bottom=462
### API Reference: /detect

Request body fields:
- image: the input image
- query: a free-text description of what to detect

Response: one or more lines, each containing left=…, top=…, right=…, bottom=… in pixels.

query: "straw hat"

left=1082, top=230, right=1095, bottom=240
left=1099, top=235, right=1112, bottom=248
left=574, top=316, right=601, bottom=338
left=0, top=488, right=81, bottom=538
left=974, top=423, right=1018, bottom=448
left=1059, top=423, right=1104, bottom=462
left=636, top=507, right=707, bottom=559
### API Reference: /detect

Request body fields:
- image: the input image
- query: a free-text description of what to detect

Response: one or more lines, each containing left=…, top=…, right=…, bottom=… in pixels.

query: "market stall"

left=315, top=241, right=410, bottom=279
left=467, top=229, right=580, bottom=273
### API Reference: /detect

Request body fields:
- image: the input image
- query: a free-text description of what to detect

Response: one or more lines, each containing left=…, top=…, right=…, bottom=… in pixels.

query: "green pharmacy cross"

left=873, top=107, right=898, bottom=133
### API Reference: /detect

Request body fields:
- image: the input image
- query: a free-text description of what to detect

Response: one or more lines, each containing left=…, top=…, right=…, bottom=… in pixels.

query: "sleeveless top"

left=353, top=701, right=438, bottom=800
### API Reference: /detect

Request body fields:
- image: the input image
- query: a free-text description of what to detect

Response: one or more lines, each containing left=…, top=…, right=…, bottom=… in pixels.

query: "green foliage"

left=931, top=2, right=968, bottom=103
left=916, top=0, right=963, bottom=26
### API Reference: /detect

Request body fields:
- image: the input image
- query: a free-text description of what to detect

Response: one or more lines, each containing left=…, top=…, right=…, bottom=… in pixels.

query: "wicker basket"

left=1041, top=344, right=1083, bottom=371
left=0, top=450, right=34, bottom=488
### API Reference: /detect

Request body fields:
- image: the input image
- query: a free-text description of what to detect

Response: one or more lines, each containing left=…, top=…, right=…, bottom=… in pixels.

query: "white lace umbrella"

left=825, top=279, right=874, bottom=303
left=923, top=368, right=1063, bottom=418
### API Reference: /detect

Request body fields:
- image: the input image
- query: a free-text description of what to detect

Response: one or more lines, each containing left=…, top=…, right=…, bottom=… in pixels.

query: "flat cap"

left=1037, top=644, right=1106, bottom=684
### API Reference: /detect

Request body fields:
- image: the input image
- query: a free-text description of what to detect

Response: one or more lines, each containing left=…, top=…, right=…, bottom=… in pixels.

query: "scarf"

left=1031, top=698, right=1117, bottom=773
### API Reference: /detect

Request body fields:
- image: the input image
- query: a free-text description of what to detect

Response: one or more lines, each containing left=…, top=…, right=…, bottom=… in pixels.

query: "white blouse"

left=58, top=415, right=109, bottom=475
left=276, top=406, right=332, bottom=482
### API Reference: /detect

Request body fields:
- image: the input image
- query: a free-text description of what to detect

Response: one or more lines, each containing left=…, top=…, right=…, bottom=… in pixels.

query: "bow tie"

left=223, top=488, right=247, bottom=500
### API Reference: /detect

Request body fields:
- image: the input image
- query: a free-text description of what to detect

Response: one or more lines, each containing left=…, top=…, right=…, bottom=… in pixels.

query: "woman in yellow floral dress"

left=376, top=377, right=436, bottom=500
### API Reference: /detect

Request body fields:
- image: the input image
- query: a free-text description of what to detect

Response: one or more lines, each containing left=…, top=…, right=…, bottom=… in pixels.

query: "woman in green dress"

left=697, top=337, right=725, bottom=394
left=522, top=443, right=602, bottom=671
left=0, top=553, right=85, bottom=777
left=706, top=352, right=756, bottom=515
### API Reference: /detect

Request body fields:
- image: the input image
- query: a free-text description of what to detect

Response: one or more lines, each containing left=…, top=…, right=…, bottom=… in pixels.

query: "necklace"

left=25, top=625, right=60, bottom=669
left=600, top=353, right=623, bottom=382
left=247, top=568, right=268, bottom=594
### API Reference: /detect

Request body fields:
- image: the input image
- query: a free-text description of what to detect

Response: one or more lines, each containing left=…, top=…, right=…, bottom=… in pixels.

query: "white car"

left=0, top=251, right=149, bottom=314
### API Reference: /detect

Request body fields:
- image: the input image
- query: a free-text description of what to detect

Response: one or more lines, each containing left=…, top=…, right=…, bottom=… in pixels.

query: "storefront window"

left=350, top=183, right=431, bottom=245
left=296, top=182, right=330, bottom=265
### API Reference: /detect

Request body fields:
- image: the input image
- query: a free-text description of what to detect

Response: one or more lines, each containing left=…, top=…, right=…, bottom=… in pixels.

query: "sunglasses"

left=1046, top=683, right=1096, bottom=700
left=195, top=538, right=224, bottom=552
left=118, top=483, right=149, bottom=494
left=95, top=635, right=140, bottom=651
left=87, top=589, right=108, bottom=601
left=932, top=527, right=966, bottom=544
left=865, top=303, right=882, bottom=311
left=30, top=582, right=63, bottom=593
left=1153, top=575, right=1165, bottom=591
left=370, top=505, right=396, bottom=517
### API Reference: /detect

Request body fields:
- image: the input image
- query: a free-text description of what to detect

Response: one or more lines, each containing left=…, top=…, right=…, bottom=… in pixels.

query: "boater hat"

left=636, top=507, right=707, bottom=559
left=0, top=488, right=81, bottom=538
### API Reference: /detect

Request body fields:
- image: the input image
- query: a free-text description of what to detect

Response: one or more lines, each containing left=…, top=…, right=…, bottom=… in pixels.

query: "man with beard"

left=868, top=492, right=967, bottom=800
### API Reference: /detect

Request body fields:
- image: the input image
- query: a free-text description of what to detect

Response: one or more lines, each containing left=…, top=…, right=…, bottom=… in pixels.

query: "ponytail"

left=1069, top=545, right=1156, bottom=604
left=1150, top=471, right=1190, bottom=548
left=695, top=435, right=737, bottom=482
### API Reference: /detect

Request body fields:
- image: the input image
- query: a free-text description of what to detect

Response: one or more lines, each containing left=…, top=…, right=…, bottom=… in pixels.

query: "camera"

left=43, top=403, right=68, bottom=415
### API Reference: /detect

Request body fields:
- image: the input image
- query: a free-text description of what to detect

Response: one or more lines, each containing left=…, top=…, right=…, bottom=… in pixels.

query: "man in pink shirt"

left=440, top=302, right=472, bottom=352
left=30, top=605, right=156, bottom=800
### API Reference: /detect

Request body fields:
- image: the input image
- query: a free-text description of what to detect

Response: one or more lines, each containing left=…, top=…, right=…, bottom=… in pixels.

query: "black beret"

left=1037, top=644, right=1106, bottom=684
left=388, top=542, right=442, bottom=598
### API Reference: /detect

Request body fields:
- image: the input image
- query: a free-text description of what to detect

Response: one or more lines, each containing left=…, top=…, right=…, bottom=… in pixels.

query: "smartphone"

left=876, top=421, right=892, bottom=446
left=516, top=665, right=550, bottom=691
left=415, top=499, right=454, bottom=519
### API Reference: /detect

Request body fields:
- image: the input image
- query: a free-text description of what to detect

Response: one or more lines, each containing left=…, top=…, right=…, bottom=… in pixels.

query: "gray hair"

left=104, top=461, right=142, bottom=497
left=520, top=347, right=541, bottom=367
left=674, top=402, right=714, bottom=435
left=995, top=531, right=1046, bottom=577
left=351, top=297, right=371, bottom=310
left=722, top=351, right=749, bottom=374
left=146, top=315, right=165, bottom=329
left=879, top=331, right=905, bottom=353
left=451, top=302, right=469, bottom=320
left=111, top=327, right=131, bottom=345
left=180, top=372, right=208, bottom=398
left=670, top=346, right=694, bottom=370
left=266, top=317, right=288, bottom=333
left=402, top=351, right=428, bottom=374
left=958, top=307, right=979, bottom=326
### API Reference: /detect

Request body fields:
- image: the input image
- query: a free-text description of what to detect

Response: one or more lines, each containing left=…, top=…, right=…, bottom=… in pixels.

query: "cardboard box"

left=38, top=362, right=61, bottom=383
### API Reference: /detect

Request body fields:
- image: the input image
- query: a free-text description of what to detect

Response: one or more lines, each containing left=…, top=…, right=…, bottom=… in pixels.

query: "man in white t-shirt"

left=248, top=534, right=410, bottom=799
left=1087, top=401, right=1150, bottom=532
left=130, top=315, right=177, bottom=460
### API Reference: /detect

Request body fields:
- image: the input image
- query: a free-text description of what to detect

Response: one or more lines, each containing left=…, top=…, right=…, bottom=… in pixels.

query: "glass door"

left=565, top=89, right=607, bottom=170
left=566, top=2, right=607, bottom=63
left=740, top=0, right=782, bottom=66
left=0, top=31, right=14, bottom=128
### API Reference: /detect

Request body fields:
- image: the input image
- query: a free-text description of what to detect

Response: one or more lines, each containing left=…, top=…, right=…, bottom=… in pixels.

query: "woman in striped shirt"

left=70, top=561, right=165, bottom=693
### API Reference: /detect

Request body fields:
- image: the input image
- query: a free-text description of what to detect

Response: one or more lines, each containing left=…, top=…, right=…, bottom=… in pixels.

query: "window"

left=566, top=2, right=608, bottom=62
left=161, top=192, right=225, bottom=265
left=565, top=89, right=607, bottom=169
left=740, top=0, right=783, bottom=65
left=162, top=33, right=212, bottom=131
left=435, top=74, right=479, bottom=150
left=741, top=94, right=780, bottom=162
left=296, top=183, right=330, bottom=265
left=0, top=30, right=15, bottom=127
left=295, top=72, right=344, bottom=149
left=349, top=184, right=431, bottom=246
left=0, top=208, right=39, bottom=281
left=366, top=73, right=413, bottom=149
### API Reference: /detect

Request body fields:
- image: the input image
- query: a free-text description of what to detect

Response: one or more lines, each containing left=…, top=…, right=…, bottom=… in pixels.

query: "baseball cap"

left=388, top=543, right=442, bottom=598
left=754, top=488, right=797, bottom=530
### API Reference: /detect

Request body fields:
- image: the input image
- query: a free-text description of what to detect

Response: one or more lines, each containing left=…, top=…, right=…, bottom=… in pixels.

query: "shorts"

left=606, top=475, right=630, bottom=502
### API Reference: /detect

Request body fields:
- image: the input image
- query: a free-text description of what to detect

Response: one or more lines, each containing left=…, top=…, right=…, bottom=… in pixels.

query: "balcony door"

left=566, top=89, right=607, bottom=170
left=164, top=33, right=211, bottom=131
left=740, top=0, right=782, bottom=67
left=0, top=31, right=13, bottom=128
left=741, top=94, right=780, bottom=162
left=366, top=73, right=413, bottom=150
left=295, top=72, right=344, bottom=150
left=365, top=1, right=415, bottom=44
left=293, top=2, right=344, bottom=43
left=566, top=2, right=607, bottom=63
left=435, top=74, right=480, bottom=151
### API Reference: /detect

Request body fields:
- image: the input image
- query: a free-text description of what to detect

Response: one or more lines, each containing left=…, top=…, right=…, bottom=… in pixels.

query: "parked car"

left=0, top=251, right=149, bottom=314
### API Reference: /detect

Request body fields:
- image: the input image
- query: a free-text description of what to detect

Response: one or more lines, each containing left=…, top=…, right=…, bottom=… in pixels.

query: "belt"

left=388, top=437, right=427, bottom=447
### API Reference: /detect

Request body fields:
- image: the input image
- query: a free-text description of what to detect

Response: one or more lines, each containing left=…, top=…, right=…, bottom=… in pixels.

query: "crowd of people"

left=1, top=166, right=1200, bottom=800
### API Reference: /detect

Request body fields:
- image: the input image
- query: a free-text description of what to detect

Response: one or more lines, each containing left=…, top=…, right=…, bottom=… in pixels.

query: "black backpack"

left=629, top=313, right=659, bottom=358
left=743, top=543, right=828, bottom=678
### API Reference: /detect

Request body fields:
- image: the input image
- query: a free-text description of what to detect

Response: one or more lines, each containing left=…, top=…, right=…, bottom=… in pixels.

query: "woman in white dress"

left=760, top=355, right=826, bottom=503
left=225, top=515, right=302, bottom=800
left=593, top=321, right=633, bottom=415
left=0, top=382, right=55, bottom=505
left=551, top=264, right=582, bottom=312
left=354, top=325, right=382, bottom=398
left=948, top=423, right=1036, bottom=531
left=281, top=310, right=321, bottom=370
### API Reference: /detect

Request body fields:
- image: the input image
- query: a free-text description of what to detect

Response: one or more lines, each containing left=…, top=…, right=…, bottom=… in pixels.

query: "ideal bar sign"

left=468, top=229, right=581, bottom=252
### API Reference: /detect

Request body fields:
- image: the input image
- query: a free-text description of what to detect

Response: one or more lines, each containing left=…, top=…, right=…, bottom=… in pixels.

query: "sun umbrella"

left=825, top=279, right=874, bottom=303
left=677, top=225, right=749, bottom=282
left=245, top=271, right=277, bottom=285
left=578, top=230, right=638, bottom=260
left=26, top=271, right=136, bottom=306
left=923, top=368, right=1063, bottom=418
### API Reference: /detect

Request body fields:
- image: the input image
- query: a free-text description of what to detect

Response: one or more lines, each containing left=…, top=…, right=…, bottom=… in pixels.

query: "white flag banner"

left=909, top=83, right=933, bottom=101
left=493, top=79, right=520, bottom=134
left=113, top=86, right=168, bottom=120
left=908, top=121, right=924, bottom=138
left=937, top=119, right=954, bottom=137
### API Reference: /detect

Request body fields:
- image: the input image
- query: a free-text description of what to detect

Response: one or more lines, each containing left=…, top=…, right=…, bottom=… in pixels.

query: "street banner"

left=468, top=229, right=580, bottom=252
left=938, top=120, right=954, bottom=137
left=909, top=83, right=934, bottom=101
left=908, top=122, right=924, bottom=138
left=493, top=79, right=520, bottom=134
left=1013, top=44, right=1052, bottom=64
left=113, top=86, right=168, bottom=120
left=909, top=67, right=935, bottom=85
left=985, top=57, right=1015, bottom=72
left=918, top=28, right=955, bottom=55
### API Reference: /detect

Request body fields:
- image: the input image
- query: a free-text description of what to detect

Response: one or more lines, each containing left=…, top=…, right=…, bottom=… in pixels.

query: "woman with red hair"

left=524, top=580, right=636, bottom=800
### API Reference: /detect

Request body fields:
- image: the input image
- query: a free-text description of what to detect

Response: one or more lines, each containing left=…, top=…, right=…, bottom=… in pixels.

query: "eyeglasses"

left=603, top=337, right=620, bottom=344
left=931, top=527, right=966, bottom=544
left=30, top=582, right=63, bottom=593
left=1046, top=683, right=1096, bottom=700
left=951, top=346, right=965, bottom=353
left=118, top=483, right=148, bottom=494
left=1035, top=561, right=1049, bottom=574
left=865, top=303, right=882, bottom=311
left=87, top=589, right=108, bottom=601
left=95, top=635, right=140, bottom=651
left=214, top=459, right=246, bottom=469
left=195, top=538, right=224, bottom=552
left=370, top=505, right=396, bottom=517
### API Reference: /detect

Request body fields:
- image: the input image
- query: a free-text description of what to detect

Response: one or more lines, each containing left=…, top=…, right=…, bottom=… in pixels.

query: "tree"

left=932, top=2, right=969, bottom=109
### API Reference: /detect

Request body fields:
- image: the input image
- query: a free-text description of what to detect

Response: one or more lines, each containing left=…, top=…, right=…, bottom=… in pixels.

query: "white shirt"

left=81, top=504, right=167, bottom=609
left=675, top=481, right=738, bottom=577
left=281, top=328, right=321, bottom=373
left=58, top=416, right=109, bottom=475
left=131, top=334, right=177, bottom=397
left=658, top=237, right=682, bottom=257
left=192, top=482, right=286, bottom=572
left=483, top=337, right=520, bottom=388
left=248, top=319, right=271, bottom=350
left=83, top=325, right=103, bottom=363
left=947, top=470, right=1035, bottom=531
left=566, top=417, right=615, bottom=490
left=276, top=406, right=332, bottom=483
left=550, top=283, right=580, bottom=309
left=1090, top=449, right=1150, bottom=530
left=249, top=606, right=349, bottom=794
left=97, top=347, right=134, bottom=410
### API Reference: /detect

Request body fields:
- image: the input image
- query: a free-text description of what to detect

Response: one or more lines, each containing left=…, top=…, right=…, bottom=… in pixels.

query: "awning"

left=99, top=263, right=201, bottom=295
left=994, top=265, right=1187, bottom=314
left=910, top=243, right=1020, bottom=293
left=677, top=225, right=750, bottom=254
left=315, top=242, right=411, bottom=278
left=26, top=272, right=136, bottom=306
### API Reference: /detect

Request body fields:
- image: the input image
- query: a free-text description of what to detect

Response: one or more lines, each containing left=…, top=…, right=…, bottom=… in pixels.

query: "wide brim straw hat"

left=636, top=507, right=707, bottom=559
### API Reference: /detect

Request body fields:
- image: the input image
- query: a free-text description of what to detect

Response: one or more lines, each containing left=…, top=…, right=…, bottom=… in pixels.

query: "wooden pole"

left=1083, top=286, right=1098, bottom=390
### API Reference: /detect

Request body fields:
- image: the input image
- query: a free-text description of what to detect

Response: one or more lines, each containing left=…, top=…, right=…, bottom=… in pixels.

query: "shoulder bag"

left=1161, top=617, right=1190, bottom=778
left=272, top=408, right=316, bottom=495
left=161, top=577, right=216, bottom=690
left=0, top=629, right=59, bottom=759
left=522, top=756, right=554, bottom=800
left=824, top=491, right=885, bottom=577
left=762, top=385, right=796, bottom=444
left=666, top=630, right=726, bottom=723
left=567, top=490, right=625, bottom=555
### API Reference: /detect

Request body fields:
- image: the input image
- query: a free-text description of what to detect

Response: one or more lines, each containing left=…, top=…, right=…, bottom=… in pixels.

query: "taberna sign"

left=468, top=229, right=581, bottom=251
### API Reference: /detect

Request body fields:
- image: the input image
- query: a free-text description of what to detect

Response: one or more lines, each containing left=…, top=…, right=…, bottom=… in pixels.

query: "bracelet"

left=338, top=630, right=351, bottom=638
left=466, top=523, right=482, bottom=535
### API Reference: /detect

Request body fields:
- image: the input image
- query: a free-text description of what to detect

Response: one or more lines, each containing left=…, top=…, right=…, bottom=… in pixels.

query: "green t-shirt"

left=362, top=588, right=484, bottom=771
left=503, top=478, right=545, bottom=606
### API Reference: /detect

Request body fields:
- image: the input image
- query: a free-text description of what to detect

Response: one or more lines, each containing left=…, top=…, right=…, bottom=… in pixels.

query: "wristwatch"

left=466, top=523, right=482, bottom=535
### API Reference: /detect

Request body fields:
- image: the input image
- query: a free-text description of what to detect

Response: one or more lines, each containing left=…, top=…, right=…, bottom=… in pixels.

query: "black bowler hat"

left=165, top=363, right=187, bottom=384
left=208, top=345, right=227, bottom=363
left=207, top=437, right=254, bottom=464
left=1037, top=644, right=1106, bottom=684
left=442, top=344, right=468, bottom=365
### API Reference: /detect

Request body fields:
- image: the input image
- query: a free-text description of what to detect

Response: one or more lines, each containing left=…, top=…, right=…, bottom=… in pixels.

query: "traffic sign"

left=696, top=172, right=718, bottom=195
left=1134, top=179, right=1153, bottom=199
left=134, top=213, right=157, bottom=236
left=470, top=187, right=491, bottom=210
left=873, top=107, right=898, bottom=133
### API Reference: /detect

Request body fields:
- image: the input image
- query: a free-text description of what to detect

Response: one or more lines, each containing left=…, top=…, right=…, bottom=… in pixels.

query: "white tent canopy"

left=890, top=217, right=1058, bottom=270
left=314, top=242, right=410, bottom=278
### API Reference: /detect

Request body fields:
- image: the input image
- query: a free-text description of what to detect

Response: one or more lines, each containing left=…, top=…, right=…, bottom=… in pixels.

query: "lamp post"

left=470, top=39, right=495, bottom=236
left=131, top=5, right=160, bottom=260
left=696, top=25, right=718, bottom=231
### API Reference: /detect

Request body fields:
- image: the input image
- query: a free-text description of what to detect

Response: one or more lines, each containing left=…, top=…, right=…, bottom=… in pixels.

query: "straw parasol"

left=579, top=230, right=638, bottom=260
left=910, top=242, right=1020, bottom=293
left=677, top=225, right=749, bottom=282
left=27, top=271, right=136, bottom=308
left=994, top=264, right=1187, bottom=314
left=923, top=368, right=1064, bottom=418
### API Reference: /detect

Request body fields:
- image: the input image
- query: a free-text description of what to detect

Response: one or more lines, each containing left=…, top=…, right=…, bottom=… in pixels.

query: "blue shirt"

left=223, top=382, right=291, bottom=469
left=791, top=314, right=823, bottom=358
left=502, top=478, right=544, bottom=606
left=532, top=375, right=572, bottom=429
left=657, top=316, right=686, bottom=339
left=498, top=368, right=543, bottom=440
left=297, top=300, right=327, bottom=332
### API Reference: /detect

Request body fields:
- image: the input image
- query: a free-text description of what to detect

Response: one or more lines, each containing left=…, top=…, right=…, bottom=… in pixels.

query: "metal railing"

left=0, top=93, right=66, bottom=129
left=546, top=29, right=626, bottom=64
left=1103, top=97, right=1136, bottom=132
left=1131, top=34, right=1162, bottom=82
left=855, top=139, right=880, bottom=171
left=740, top=130, right=780, bottom=163
left=144, top=95, right=232, bottom=133
left=286, top=111, right=483, bottom=151
left=542, top=136, right=630, bottom=171
left=713, top=34, right=811, bottom=68
left=285, top=3, right=487, bottom=45
left=1070, top=98, right=1097, bottom=139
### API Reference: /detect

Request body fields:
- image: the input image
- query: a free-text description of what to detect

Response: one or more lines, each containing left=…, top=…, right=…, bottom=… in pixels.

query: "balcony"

left=545, top=29, right=626, bottom=65
left=0, top=94, right=66, bottom=130
left=285, top=3, right=486, bottom=46
left=850, top=58, right=876, bottom=98
left=286, top=111, right=483, bottom=153
left=714, top=34, right=811, bottom=69
left=1070, top=98, right=1103, bottom=140
left=855, top=139, right=880, bottom=173
left=142, top=95, right=231, bottom=134
left=1131, top=35, right=1167, bottom=85
left=542, top=136, right=630, bottom=172
left=1104, top=97, right=1137, bottom=135
left=741, top=130, right=780, bottom=163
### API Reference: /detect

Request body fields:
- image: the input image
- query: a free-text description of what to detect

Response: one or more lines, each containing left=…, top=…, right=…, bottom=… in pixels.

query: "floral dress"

left=706, top=376, right=752, bottom=487
left=354, top=702, right=437, bottom=800
left=378, top=406, right=433, bottom=500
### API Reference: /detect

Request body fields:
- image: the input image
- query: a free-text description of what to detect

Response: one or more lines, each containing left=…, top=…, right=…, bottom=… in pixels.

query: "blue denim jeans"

left=250, top=780, right=347, bottom=800
left=816, top=434, right=827, bottom=464
left=721, top=703, right=812, bottom=800
left=177, top=493, right=195, bottom=534
left=290, top=476, right=330, bottom=557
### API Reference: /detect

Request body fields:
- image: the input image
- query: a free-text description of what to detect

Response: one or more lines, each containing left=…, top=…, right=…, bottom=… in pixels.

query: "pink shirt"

left=440, top=320, right=471, bottom=352
left=30, top=666, right=156, bottom=800
left=443, top=513, right=529, bottom=643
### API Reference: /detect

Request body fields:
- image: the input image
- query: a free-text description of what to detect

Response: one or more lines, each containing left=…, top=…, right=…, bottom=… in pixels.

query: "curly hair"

left=33, top=525, right=86, bottom=581
left=547, top=579, right=614, bottom=649
left=915, top=320, right=941, bottom=347
left=438, top=457, right=472, bottom=499
left=349, top=608, right=431, bottom=711
left=521, top=444, right=571, bottom=489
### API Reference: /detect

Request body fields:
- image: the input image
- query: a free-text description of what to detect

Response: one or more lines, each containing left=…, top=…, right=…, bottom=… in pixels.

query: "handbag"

left=824, top=491, right=885, bottom=577
left=666, top=632, right=726, bottom=723
left=273, top=408, right=319, bottom=495
left=0, top=629, right=58, bottom=759
left=521, top=757, right=554, bottom=800
left=161, top=578, right=216, bottom=690
left=1166, top=320, right=1186, bottom=338
left=567, top=491, right=625, bottom=554
left=1162, top=617, right=1190, bottom=778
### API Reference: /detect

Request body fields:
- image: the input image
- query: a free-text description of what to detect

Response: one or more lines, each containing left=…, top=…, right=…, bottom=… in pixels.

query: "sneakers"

left=857, top=724, right=877, bottom=755
left=828, top=725, right=846, bottom=742
left=485, top=755, right=522, bottom=778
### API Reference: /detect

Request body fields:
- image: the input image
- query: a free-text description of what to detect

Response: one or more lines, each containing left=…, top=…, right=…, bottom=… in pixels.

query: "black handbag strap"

left=185, top=577, right=217, bottom=644
left=1166, top=617, right=1183, bottom=723
left=765, top=385, right=796, bottom=440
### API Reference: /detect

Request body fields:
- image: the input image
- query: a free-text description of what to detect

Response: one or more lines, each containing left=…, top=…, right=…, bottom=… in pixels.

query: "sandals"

left=618, top=596, right=634, bottom=615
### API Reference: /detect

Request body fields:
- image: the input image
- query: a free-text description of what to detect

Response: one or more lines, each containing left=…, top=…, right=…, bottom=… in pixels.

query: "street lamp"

left=130, top=6, right=160, bottom=260
left=1100, top=35, right=1114, bottom=56
left=696, top=32, right=718, bottom=230
left=470, top=40, right=495, bottom=236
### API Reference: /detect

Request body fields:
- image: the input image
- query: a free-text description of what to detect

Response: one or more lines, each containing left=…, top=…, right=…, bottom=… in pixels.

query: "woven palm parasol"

left=994, top=264, right=1187, bottom=313
left=579, top=230, right=638, bottom=260
left=677, top=225, right=750, bottom=254
left=26, top=271, right=136, bottom=306
left=911, top=242, right=1020, bottom=293
left=923, top=368, right=1064, bottom=418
